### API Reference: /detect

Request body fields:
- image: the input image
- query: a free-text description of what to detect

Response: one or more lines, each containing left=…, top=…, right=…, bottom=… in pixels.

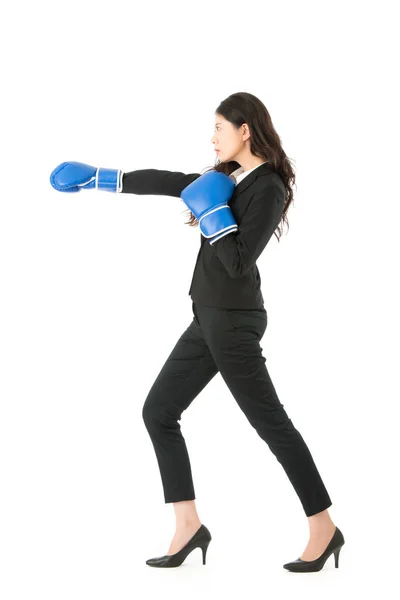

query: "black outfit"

left=121, top=163, right=332, bottom=517
left=121, top=161, right=284, bottom=308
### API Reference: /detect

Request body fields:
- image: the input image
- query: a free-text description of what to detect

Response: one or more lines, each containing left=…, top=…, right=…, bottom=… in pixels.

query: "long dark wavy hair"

left=183, top=92, right=296, bottom=241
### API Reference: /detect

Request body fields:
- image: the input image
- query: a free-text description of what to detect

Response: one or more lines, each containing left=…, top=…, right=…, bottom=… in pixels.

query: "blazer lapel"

left=229, top=161, right=275, bottom=218
left=231, top=161, right=275, bottom=197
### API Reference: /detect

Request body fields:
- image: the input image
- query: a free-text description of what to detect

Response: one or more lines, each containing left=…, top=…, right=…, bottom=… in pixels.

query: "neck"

left=236, top=155, right=267, bottom=173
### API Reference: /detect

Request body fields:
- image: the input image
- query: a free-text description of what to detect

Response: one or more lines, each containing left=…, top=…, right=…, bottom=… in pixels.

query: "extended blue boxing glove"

left=50, top=161, right=123, bottom=193
left=180, top=171, right=237, bottom=245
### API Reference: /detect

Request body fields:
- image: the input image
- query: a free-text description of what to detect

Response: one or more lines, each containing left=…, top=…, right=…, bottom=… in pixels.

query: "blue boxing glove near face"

left=180, top=171, right=238, bottom=244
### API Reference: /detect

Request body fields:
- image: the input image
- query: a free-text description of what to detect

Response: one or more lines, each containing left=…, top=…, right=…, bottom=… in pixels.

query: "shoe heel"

left=334, top=545, right=343, bottom=568
left=199, top=540, right=210, bottom=565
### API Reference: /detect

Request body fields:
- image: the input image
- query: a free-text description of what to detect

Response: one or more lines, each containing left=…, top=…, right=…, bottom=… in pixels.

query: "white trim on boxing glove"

left=117, top=171, right=124, bottom=192
left=198, top=204, right=228, bottom=225
left=198, top=205, right=237, bottom=238
left=94, top=168, right=124, bottom=192
left=209, top=226, right=238, bottom=245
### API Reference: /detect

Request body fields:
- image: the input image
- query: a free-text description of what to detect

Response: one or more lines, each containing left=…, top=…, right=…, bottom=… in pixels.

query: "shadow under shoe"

left=283, top=526, right=345, bottom=572
left=145, top=524, right=212, bottom=568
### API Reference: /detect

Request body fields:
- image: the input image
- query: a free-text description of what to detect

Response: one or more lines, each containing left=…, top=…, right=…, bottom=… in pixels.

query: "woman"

left=49, top=92, right=345, bottom=573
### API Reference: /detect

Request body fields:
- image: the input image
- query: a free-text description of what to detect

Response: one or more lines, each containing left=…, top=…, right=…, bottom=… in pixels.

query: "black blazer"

left=121, top=162, right=285, bottom=309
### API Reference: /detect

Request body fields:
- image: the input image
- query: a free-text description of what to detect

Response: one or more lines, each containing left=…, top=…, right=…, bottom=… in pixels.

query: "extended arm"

left=121, top=169, right=201, bottom=197
left=50, top=162, right=201, bottom=197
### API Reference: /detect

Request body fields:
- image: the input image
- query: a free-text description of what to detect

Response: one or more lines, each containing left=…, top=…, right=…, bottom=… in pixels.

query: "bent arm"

left=211, top=182, right=285, bottom=278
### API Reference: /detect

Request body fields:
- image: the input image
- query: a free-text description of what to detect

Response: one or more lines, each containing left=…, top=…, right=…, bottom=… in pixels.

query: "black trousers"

left=142, top=301, right=332, bottom=517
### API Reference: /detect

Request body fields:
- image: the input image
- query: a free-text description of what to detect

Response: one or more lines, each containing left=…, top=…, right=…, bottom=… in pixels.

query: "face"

left=211, top=114, right=249, bottom=163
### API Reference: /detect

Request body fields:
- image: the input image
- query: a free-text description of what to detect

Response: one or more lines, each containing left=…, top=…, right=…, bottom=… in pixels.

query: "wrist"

left=96, top=168, right=124, bottom=192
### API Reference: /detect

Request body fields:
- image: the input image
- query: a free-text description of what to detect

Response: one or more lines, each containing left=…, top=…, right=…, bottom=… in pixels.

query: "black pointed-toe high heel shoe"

left=283, top=526, right=345, bottom=573
left=145, top=524, right=212, bottom=568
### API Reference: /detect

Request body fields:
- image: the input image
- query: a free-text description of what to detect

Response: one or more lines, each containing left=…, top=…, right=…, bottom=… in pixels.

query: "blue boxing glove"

left=180, top=171, right=237, bottom=245
left=50, top=161, right=123, bottom=193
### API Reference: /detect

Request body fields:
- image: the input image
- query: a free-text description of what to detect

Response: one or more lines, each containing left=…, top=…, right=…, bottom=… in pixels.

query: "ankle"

left=307, top=510, right=335, bottom=533
left=309, top=519, right=335, bottom=535
left=173, top=500, right=201, bottom=529
left=176, top=517, right=201, bottom=530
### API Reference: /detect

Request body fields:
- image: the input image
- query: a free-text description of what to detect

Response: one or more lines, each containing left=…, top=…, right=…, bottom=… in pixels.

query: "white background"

left=1, top=0, right=399, bottom=598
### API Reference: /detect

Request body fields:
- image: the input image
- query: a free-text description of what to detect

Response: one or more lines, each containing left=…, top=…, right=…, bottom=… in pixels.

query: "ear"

left=242, top=123, right=251, bottom=141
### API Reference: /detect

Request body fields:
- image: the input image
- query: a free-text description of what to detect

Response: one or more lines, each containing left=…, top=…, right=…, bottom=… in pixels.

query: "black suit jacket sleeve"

left=211, top=180, right=285, bottom=278
left=120, top=169, right=201, bottom=197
